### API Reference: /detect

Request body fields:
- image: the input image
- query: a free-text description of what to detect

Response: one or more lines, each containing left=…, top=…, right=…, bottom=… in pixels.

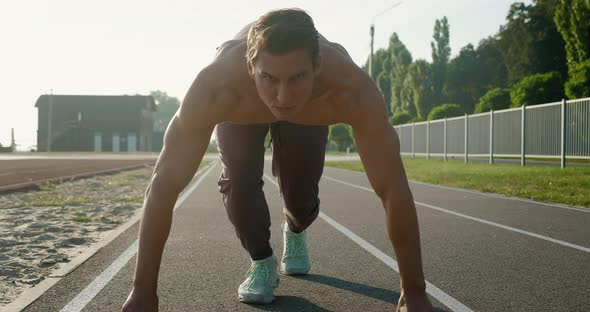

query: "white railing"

left=393, top=97, right=590, bottom=168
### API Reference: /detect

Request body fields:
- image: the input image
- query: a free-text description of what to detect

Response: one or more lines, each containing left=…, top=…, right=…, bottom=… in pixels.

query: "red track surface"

left=0, top=159, right=156, bottom=193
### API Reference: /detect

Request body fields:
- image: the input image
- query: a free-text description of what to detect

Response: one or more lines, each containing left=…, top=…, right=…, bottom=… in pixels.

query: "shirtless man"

left=122, top=8, right=433, bottom=312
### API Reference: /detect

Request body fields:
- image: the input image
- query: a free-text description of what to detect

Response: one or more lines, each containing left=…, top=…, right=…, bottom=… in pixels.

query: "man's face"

left=249, top=49, right=320, bottom=120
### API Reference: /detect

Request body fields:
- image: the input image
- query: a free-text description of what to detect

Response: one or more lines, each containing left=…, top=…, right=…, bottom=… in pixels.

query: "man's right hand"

left=121, top=288, right=159, bottom=312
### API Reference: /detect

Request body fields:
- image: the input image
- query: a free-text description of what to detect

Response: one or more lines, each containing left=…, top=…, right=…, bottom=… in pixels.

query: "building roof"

left=34, top=94, right=157, bottom=111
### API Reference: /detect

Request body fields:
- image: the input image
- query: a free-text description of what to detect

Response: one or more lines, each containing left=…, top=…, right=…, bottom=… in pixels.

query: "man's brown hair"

left=246, top=8, right=320, bottom=69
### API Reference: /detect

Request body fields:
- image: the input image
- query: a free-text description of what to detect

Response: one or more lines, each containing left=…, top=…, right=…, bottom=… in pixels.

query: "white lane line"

left=323, top=165, right=590, bottom=213
left=263, top=173, right=474, bottom=312
left=407, top=179, right=590, bottom=213
left=59, top=161, right=218, bottom=312
left=323, top=175, right=590, bottom=254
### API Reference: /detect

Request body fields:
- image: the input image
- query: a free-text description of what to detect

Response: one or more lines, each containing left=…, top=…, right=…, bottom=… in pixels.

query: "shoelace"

left=245, top=260, right=273, bottom=290
left=285, top=234, right=306, bottom=259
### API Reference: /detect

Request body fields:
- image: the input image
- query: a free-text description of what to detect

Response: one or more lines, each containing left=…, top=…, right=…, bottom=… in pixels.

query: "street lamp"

left=369, top=1, right=402, bottom=78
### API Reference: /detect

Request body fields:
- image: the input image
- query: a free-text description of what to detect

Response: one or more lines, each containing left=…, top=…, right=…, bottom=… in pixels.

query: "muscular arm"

left=132, top=66, right=224, bottom=292
left=348, top=80, right=429, bottom=301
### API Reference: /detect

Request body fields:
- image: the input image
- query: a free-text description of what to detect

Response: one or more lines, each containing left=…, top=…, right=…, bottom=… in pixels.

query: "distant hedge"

left=474, top=88, right=511, bottom=113
left=428, top=104, right=464, bottom=120
left=389, top=111, right=413, bottom=125
left=510, top=72, right=564, bottom=107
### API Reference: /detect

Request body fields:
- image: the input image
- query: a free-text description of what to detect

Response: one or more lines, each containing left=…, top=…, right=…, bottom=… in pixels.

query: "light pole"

left=369, top=1, right=402, bottom=78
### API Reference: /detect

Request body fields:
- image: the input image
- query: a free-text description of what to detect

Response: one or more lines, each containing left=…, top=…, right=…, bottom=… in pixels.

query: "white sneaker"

left=238, top=253, right=280, bottom=304
left=280, top=220, right=310, bottom=275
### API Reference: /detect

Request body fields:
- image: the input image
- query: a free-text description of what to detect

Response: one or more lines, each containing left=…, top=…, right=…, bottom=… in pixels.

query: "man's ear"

left=247, top=61, right=255, bottom=79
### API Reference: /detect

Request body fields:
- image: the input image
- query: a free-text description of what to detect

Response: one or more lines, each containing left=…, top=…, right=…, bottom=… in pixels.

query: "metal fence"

left=392, top=97, right=590, bottom=168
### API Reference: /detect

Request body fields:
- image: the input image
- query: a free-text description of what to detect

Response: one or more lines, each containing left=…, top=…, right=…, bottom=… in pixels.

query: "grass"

left=71, top=216, right=92, bottom=223
left=324, top=157, right=590, bottom=209
left=30, top=194, right=94, bottom=206
left=118, top=195, right=144, bottom=203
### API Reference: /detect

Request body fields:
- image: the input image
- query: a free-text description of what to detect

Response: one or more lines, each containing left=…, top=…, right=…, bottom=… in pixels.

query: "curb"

left=2, top=161, right=212, bottom=312
left=0, top=162, right=155, bottom=193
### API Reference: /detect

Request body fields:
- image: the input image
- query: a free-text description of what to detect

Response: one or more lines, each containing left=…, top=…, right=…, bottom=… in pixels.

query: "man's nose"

left=276, top=85, right=291, bottom=106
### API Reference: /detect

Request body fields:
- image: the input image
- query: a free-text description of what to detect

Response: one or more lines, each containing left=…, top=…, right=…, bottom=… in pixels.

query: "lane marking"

left=59, top=161, right=218, bottom=312
left=323, top=164, right=589, bottom=213
left=263, top=173, right=474, bottom=312
left=322, top=175, right=590, bottom=254
left=407, top=179, right=590, bottom=213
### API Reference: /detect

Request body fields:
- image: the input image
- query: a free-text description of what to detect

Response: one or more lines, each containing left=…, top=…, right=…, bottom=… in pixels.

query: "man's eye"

left=262, top=73, right=273, bottom=80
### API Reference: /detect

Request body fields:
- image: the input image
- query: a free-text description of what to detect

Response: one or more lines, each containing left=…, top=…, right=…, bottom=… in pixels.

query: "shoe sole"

left=238, top=278, right=279, bottom=304
left=280, top=264, right=310, bottom=276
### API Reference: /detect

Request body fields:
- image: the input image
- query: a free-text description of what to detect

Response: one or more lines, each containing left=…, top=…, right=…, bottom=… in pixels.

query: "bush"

left=389, top=111, right=413, bottom=125
left=329, top=124, right=353, bottom=152
left=427, top=104, right=464, bottom=120
left=474, top=88, right=511, bottom=113
left=565, top=59, right=590, bottom=99
left=510, top=72, right=564, bottom=107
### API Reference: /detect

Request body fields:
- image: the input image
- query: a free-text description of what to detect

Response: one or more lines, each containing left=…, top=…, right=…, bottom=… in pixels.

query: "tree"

left=565, top=59, right=590, bottom=98
left=475, top=88, right=512, bottom=113
left=445, top=44, right=484, bottom=113
left=496, top=1, right=567, bottom=84
left=406, top=60, right=436, bottom=120
left=150, top=90, right=180, bottom=132
left=431, top=16, right=450, bottom=105
left=328, top=124, right=354, bottom=152
left=554, top=0, right=590, bottom=67
left=428, top=104, right=464, bottom=120
left=376, top=71, right=392, bottom=116
left=389, top=33, right=413, bottom=116
left=510, top=71, right=564, bottom=107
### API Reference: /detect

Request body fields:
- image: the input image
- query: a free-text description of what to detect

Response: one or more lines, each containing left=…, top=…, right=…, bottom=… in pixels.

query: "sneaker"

left=238, top=253, right=280, bottom=304
left=280, top=220, right=310, bottom=275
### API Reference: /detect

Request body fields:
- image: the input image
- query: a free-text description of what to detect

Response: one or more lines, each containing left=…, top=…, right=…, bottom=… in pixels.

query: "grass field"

left=324, top=157, right=590, bottom=209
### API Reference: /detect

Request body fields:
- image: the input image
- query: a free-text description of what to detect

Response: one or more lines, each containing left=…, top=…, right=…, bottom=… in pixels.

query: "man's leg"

left=270, top=121, right=329, bottom=232
left=215, top=122, right=273, bottom=260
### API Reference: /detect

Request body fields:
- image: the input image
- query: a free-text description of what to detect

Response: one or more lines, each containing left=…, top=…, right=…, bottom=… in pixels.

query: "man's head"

left=246, top=8, right=322, bottom=119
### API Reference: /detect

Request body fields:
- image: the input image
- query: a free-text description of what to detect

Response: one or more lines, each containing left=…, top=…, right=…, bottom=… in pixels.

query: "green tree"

left=428, top=104, right=464, bottom=120
left=329, top=124, right=353, bottom=152
left=389, top=33, right=413, bottom=116
left=496, top=1, right=567, bottom=84
left=565, top=59, right=590, bottom=98
left=431, top=16, right=450, bottom=105
left=554, top=0, right=590, bottom=67
left=150, top=90, right=180, bottom=132
left=406, top=60, right=436, bottom=120
left=510, top=71, right=564, bottom=107
left=474, top=88, right=512, bottom=113
left=445, top=44, right=486, bottom=113
left=376, top=71, right=392, bottom=116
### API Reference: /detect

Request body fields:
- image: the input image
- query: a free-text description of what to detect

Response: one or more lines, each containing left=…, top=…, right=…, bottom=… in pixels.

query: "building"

left=35, top=94, right=156, bottom=152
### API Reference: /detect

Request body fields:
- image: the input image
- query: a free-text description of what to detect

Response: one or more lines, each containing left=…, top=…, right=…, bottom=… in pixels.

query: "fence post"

left=464, top=114, right=468, bottom=163
left=521, top=104, right=526, bottom=167
left=444, top=117, right=447, bottom=162
left=561, top=98, right=567, bottom=168
left=489, top=110, right=494, bottom=164
left=412, top=122, right=415, bottom=158
left=426, top=120, right=430, bottom=160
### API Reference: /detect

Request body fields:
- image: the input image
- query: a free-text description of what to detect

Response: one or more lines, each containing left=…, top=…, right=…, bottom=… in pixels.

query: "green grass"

left=324, top=157, right=590, bottom=209
left=71, top=216, right=92, bottom=223
left=118, top=195, right=144, bottom=203
left=30, top=194, right=94, bottom=206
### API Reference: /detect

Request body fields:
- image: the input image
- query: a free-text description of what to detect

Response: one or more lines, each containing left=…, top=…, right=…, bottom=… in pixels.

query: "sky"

left=0, top=0, right=531, bottom=150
